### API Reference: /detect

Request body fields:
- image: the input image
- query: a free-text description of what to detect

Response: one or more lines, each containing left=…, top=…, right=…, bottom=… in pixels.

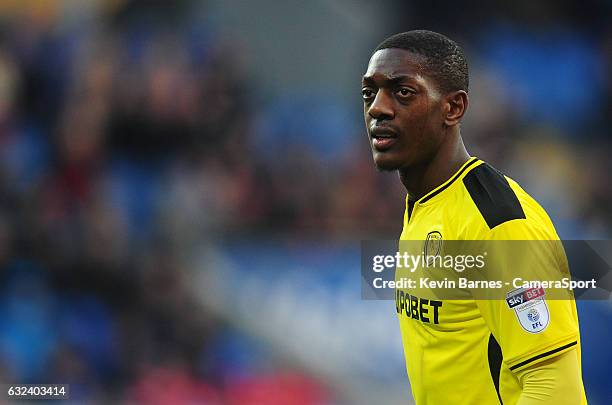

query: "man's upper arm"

left=474, top=220, right=580, bottom=372
left=515, top=349, right=585, bottom=405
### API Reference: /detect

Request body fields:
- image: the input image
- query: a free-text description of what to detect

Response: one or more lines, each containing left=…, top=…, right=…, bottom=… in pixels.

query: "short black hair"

left=374, top=30, right=469, bottom=93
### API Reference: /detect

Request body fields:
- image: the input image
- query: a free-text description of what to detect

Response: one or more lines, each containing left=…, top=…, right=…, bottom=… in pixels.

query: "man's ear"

left=443, top=90, right=468, bottom=126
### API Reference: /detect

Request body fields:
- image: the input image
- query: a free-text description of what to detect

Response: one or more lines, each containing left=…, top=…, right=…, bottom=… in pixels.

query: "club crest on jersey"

left=506, top=287, right=549, bottom=333
left=424, top=231, right=443, bottom=265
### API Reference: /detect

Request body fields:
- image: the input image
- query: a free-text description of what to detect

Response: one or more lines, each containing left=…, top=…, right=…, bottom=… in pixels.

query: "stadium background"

left=0, top=0, right=609, bottom=403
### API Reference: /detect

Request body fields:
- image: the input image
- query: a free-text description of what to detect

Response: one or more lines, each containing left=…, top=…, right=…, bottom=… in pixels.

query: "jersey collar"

left=414, top=157, right=482, bottom=205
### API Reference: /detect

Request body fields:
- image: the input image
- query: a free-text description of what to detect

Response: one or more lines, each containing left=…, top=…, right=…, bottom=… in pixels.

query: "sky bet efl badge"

left=506, top=287, right=549, bottom=333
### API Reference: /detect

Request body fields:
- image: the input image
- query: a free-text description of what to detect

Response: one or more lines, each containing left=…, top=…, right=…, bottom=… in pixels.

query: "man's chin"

left=373, top=156, right=402, bottom=172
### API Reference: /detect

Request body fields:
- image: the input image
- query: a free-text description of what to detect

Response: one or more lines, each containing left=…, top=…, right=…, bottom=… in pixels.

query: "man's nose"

left=368, top=91, right=394, bottom=120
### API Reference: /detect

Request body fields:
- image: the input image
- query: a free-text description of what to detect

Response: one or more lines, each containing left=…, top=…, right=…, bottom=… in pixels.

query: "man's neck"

left=399, top=132, right=470, bottom=201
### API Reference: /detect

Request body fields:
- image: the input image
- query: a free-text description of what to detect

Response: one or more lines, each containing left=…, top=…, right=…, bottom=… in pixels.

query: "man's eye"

left=397, top=88, right=414, bottom=97
left=362, top=88, right=375, bottom=100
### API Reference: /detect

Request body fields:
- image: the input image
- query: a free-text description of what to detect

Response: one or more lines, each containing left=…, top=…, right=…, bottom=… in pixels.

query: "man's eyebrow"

left=362, top=74, right=416, bottom=85
left=361, top=76, right=375, bottom=85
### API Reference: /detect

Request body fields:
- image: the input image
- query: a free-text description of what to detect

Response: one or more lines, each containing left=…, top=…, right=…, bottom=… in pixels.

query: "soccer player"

left=362, top=31, right=587, bottom=404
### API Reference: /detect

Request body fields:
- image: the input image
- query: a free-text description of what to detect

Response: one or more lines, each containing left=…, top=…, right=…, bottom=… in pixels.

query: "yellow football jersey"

left=396, top=157, right=587, bottom=405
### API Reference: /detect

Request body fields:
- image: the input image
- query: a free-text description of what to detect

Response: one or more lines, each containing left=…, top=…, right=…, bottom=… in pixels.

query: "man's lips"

left=370, top=127, right=398, bottom=151
left=370, top=126, right=398, bottom=138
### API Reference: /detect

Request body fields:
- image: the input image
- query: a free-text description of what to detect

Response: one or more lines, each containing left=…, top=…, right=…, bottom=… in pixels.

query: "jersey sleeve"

left=473, top=219, right=580, bottom=373
left=515, top=350, right=585, bottom=404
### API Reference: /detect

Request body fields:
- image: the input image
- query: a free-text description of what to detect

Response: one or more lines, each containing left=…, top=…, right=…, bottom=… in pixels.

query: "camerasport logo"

left=506, top=287, right=549, bottom=333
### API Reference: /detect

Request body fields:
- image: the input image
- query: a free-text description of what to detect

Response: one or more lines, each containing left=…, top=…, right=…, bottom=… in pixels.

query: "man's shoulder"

left=461, top=162, right=526, bottom=230
left=457, top=161, right=557, bottom=239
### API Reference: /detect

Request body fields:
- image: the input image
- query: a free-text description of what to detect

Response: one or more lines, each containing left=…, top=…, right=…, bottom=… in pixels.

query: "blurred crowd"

left=0, top=1, right=346, bottom=403
left=0, top=0, right=609, bottom=403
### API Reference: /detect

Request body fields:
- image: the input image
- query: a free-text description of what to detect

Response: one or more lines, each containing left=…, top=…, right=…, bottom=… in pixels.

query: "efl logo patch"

left=506, top=287, right=549, bottom=333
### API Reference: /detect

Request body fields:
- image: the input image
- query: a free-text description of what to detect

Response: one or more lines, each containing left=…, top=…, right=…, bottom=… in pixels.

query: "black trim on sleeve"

left=419, top=158, right=479, bottom=204
left=487, top=334, right=503, bottom=404
left=463, top=163, right=526, bottom=229
left=509, top=341, right=578, bottom=371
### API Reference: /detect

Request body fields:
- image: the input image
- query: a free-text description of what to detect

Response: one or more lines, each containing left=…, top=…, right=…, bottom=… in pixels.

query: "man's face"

left=362, top=49, right=446, bottom=171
